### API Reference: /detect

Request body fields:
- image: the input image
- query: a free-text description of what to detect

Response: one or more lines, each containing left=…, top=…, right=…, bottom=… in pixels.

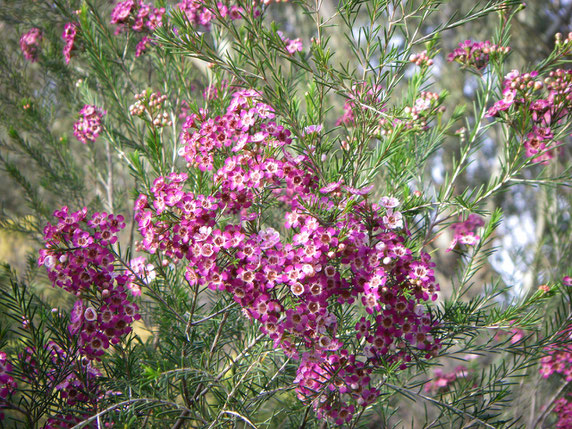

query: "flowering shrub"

left=1, top=0, right=570, bottom=427
left=135, top=88, right=442, bottom=420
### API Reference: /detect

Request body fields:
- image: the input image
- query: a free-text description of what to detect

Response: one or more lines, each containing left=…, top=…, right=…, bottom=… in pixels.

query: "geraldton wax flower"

left=111, top=0, right=165, bottom=32
left=447, top=214, right=484, bottom=252
left=552, top=394, right=572, bottom=429
left=135, top=88, right=441, bottom=425
left=487, top=68, right=571, bottom=164
left=177, top=0, right=243, bottom=29
left=20, top=28, right=43, bottom=62
left=278, top=31, right=303, bottom=55
left=448, top=40, right=510, bottom=70
left=39, top=207, right=141, bottom=360
left=73, top=105, right=105, bottom=144
left=539, top=324, right=572, bottom=382
left=0, top=351, right=17, bottom=420
left=110, top=0, right=165, bottom=56
left=62, top=22, right=78, bottom=64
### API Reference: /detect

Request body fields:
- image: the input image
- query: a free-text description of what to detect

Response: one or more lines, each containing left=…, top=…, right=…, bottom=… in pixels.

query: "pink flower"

left=20, top=28, right=42, bottom=62
left=62, top=23, right=78, bottom=64
left=447, top=214, right=484, bottom=252
left=448, top=40, right=509, bottom=70
left=73, top=104, right=106, bottom=144
left=302, top=124, right=322, bottom=136
left=135, top=36, right=152, bottom=57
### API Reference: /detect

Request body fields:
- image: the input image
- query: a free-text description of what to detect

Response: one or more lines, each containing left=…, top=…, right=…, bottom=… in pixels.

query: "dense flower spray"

left=73, top=105, right=106, bottom=144
left=134, top=88, right=441, bottom=423
left=539, top=325, right=572, bottom=381
left=486, top=68, right=572, bottom=164
left=39, top=207, right=141, bottom=360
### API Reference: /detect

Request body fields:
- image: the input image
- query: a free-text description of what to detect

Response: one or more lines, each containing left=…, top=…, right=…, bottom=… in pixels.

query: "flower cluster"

left=135, top=88, right=441, bottom=424
left=73, top=105, right=106, bottom=144
left=0, top=351, right=16, bottom=420
left=424, top=365, right=470, bottom=394
left=46, top=341, right=102, bottom=407
left=447, top=40, right=510, bottom=70
left=552, top=394, right=572, bottom=429
left=17, top=342, right=100, bottom=427
left=538, top=327, right=572, bottom=427
left=487, top=68, right=571, bottom=164
left=539, top=325, right=572, bottom=381
left=446, top=213, right=484, bottom=252
left=39, top=207, right=141, bottom=360
left=129, top=90, right=172, bottom=127
left=177, top=0, right=243, bottom=29
left=278, top=31, right=303, bottom=55
left=111, top=0, right=165, bottom=56
left=62, top=23, right=78, bottom=64
left=111, top=0, right=165, bottom=31
left=403, top=91, right=440, bottom=121
left=409, top=51, right=433, bottom=67
left=177, top=0, right=285, bottom=28
left=178, top=88, right=283, bottom=171
left=20, top=28, right=42, bottom=63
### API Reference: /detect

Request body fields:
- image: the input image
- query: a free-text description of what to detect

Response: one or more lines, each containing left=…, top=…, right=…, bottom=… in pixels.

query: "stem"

left=385, top=383, right=497, bottom=429
left=533, top=380, right=570, bottom=428
left=105, top=138, right=114, bottom=212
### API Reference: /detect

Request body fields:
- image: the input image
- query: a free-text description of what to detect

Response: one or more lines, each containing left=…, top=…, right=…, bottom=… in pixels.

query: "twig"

left=533, top=380, right=570, bottom=428
left=385, top=383, right=497, bottom=429
left=72, top=398, right=204, bottom=429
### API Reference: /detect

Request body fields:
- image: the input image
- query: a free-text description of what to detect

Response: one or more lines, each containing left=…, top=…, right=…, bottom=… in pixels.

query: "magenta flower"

left=447, top=214, right=484, bottom=252
left=20, top=28, right=42, bottom=62
left=62, top=22, right=78, bottom=64
left=448, top=40, right=510, bottom=70
left=73, top=104, right=106, bottom=144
